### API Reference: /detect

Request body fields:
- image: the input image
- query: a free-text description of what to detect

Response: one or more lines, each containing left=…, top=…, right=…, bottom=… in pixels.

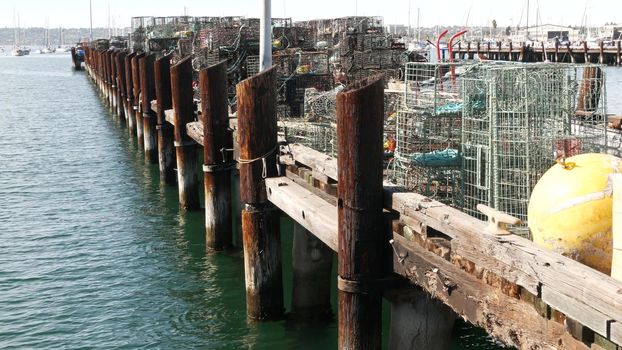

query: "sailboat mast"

left=13, top=9, right=17, bottom=48
left=108, top=3, right=111, bottom=40
left=89, top=0, right=93, bottom=41
left=417, top=7, right=420, bottom=42
left=526, top=0, right=530, bottom=39
left=408, top=0, right=411, bottom=38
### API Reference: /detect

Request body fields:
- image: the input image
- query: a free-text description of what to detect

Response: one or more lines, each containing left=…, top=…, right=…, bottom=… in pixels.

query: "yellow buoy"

left=612, top=174, right=622, bottom=281
left=528, top=153, right=622, bottom=274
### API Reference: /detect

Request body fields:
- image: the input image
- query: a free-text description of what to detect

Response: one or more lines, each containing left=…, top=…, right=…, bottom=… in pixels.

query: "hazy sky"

left=0, top=0, right=619, bottom=29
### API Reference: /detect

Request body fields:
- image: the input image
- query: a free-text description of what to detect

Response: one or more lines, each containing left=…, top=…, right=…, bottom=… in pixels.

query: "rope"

left=237, top=145, right=280, bottom=178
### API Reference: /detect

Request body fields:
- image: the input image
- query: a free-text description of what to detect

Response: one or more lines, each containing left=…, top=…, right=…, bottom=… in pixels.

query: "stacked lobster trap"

left=389, top=62, right=608, bottom=226
left=460, top=63, right=607, bottom=223
left=389, top=62, right=470, bottom=205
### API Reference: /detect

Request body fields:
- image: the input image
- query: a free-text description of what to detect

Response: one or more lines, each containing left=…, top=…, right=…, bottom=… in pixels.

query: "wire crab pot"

left=388, top=62, right=469, bottom=205
left=460, top=63, right=607, bottom=225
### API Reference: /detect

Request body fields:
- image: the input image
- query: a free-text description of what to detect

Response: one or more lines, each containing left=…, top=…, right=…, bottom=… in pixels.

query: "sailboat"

left=40, top=19, right=55, bottom=54
left=11, top=10, right=25, bottom=56
left=56, top=27, right=70, bottom=53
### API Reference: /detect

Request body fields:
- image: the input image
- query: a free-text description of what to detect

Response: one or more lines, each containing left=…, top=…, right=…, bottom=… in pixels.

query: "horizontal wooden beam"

left=265, top=177, right=337, bottom=251
left=285, top=143, right=622, bottom=347
left=186, top=121, right=203, bottom=146
left=164, top=109, right=175, bottom=126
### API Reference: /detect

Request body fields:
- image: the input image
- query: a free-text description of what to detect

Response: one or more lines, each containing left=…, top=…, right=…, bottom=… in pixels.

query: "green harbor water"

left=8, top=53, right=610, bottom=349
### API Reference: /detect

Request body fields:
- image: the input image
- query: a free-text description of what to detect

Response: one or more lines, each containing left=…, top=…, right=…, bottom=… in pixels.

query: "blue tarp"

left=410, top=148, right=461, bottom=167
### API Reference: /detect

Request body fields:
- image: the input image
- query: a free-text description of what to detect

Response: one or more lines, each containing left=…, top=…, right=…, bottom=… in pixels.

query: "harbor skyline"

left=0, top=0, right=620, bottom=31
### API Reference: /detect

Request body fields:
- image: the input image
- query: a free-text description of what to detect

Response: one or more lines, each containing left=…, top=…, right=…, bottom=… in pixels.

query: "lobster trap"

left=460, top=63, right=608, bottom=223
left=389, top=62, right=469, bottom=205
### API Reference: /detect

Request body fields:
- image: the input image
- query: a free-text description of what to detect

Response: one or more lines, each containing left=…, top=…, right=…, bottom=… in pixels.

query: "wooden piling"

left=140, top=54, right=158, bottom=164
left=617, top=40, right=621, bottom=66
left=336, top=76, right=384, bottom=349
left=291, top=224, right=333, bottom=321
left=115, top=50, right=126, bottom=120
left=577, top=66, right=603, bottom=114
left=555, top=41, right=560, bottom=62
left=567, top=43, right=576, bottom=63
left=236, top=66, right=284, bottom=320
left=583, top=41, right=589, bottom=63
left=106, top=50, right=113, bottom=107
left=132, top=53, right=145, bottom=144
left=170, top=56, right=200, bottom=211
left=112, top=50, right=119, bottom=113
left=509, top=42, right=514, bottom=61
left=125, top=53, right=136, bottom=133
left=101, top=50, right=108, bottom=101
left=600, top=41, right=605, bottom=64
left=199, top=61, right=234, bottom=250
left=387, top=287, right=456, bottom=350
left=154, top=54, right=176, bottom=185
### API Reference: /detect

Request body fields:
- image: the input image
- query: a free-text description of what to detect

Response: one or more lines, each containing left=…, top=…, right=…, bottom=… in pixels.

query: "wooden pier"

left=454, top=41, right=622, bottom=65
left=82, top=46, right=622, bottom=350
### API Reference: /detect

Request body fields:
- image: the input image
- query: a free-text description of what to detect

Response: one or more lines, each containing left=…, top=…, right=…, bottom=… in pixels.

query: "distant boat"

left=12, top=9, right=26, bottom=57
left=11, top=48, right=25, bottom=56
left=40, top=23, right=55, bottom=54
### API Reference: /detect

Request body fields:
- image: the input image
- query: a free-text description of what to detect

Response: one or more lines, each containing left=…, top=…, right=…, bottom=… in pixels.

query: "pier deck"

left=83, top=45, right=622, bottom=349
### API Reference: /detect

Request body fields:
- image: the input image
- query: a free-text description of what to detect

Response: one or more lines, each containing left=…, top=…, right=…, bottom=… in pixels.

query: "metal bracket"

left=337, top=276, right=369, bottom=295
left=174, top=140, right=196, bottom=147
left=203, top=162, right=237, bottom=173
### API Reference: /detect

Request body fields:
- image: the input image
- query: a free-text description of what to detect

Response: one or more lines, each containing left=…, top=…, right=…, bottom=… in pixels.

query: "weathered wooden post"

left=337, top=76, right=384, bottom=349
left=541, top=41, right=547, bottom=61
left=519, top=42, right=526, bottom=62
left=387, top=287, right=457, bottom=350
left=132, top=53, right=145, bottom=144
left=140, top=53, right=158, bottom=164
left=577, top=66, right=603, bottom=114
left=599, top=40, right=605, bottom=64
left=102, top=50, right=109, bottom=101
left=617, top=40, right=621, bottom=66
left=154, top=54, right=176, bottom=185
left=291, top=224, right=333, bottom=321
left=237, top=66, right=284, bottom=320
left=125, top=53, right=136, bottom=133
left=497, top=41, right=502, bottom=61
left=555, top=40, right=560, bottom=62
left=583, top=41, right=589, bottom=63
left=115, top=50, right=126, bottom=120
left=567, top=43, right=576, bottom=63
left=171, top=56, right=200, bottom=211
left=111, top=50, right=118, bottom=113
left=199, top=61, right=234, bottom=250
left=466, top=42, right=472, bottom=59
left=509, top=42, right=514, bottom=61
left=115, top=51, right=127, bottom=122
left=106, top=50, right=113, bottom=107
